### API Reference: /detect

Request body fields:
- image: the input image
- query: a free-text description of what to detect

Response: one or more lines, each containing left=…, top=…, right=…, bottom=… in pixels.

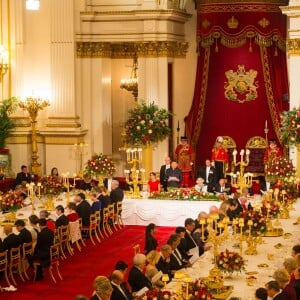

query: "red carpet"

left=0, top=225, right=175, bottom=300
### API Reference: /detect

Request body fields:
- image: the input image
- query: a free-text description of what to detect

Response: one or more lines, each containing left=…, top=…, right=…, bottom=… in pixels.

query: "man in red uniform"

left=263, top=139, right=283, bottom=167
left=211, top=136, right=229, bottom=181
left=174, top=136, right=195, bottom=187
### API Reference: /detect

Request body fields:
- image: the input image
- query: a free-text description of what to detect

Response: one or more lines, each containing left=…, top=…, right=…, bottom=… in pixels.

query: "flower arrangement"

left=266, top=156, right=296, bottom=182
left=187, top=279, right=213, bottom=300
left=280, top=108, right=300, bottom=146
left=261, top=200, right=281, bottom=219
left=216, top=249, right=246, bottom=275
left=84, top=153, right=116, bottom=177
left=239, top=210, right=267, bottom=237
left=124, top=101, right=172, bottom=146
left=39, top=176, right=65, bottom=195
left=145, top=289, right=171, bottom=300
left=148, top=188, right=219, bottom=201
left=0, top=190, right=24, bottom=212
left=0, top=97, right=19, bottom=148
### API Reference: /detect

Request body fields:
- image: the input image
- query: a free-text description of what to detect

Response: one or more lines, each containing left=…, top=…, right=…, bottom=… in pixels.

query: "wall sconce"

left=0, top=45, right=9, bottom=80
left=26, top=0, right=40, bottom=10
left=120, top=55, right=138, bottom=101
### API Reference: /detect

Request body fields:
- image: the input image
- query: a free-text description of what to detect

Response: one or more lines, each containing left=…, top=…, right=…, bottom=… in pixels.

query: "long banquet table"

left=122, top=198, right=221, bottom=226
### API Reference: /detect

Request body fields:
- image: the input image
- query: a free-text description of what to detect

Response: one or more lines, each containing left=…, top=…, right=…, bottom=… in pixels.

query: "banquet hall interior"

left=1, top=0, right=300, bottom=299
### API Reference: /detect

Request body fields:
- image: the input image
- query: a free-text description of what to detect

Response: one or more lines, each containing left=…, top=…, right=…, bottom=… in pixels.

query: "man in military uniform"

left=174, top=136, right=195, bottom=187
left=211, top=136, right=229, bottom=181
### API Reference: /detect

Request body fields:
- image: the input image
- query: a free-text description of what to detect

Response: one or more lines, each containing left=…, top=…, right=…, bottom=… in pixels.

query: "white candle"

left=73, top=173, right=76, bottom=186
left=265, top=120, right=268, bottom=129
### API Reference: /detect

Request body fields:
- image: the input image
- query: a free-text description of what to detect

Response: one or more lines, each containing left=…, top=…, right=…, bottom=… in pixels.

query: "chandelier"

left=26, top=0, right=40, bottom=10
left=120, top=56, right=138, bottom=101
left=0, top=45, right=9, bottom=80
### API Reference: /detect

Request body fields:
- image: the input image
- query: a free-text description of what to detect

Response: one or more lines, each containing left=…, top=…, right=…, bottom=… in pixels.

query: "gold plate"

left=258, top=263, right=269, bottom=268
left=283, top=233, right=292, bottom=239
left=245, top=271, right=258, bottom=275
left=274, top=243, right=283, bottom=249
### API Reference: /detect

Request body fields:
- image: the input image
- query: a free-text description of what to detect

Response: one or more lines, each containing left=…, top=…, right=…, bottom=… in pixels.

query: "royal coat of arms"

left=224, top=65, right=259, bottom=103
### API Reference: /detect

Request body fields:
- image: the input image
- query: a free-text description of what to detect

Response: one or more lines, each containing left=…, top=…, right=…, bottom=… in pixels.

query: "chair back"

left=102, top=207, right=109, bottom=223
left=116, top=201, right=123, bottom=215
left=10, top=246, right=21, bottom=266
left=78, top=218, right=83, bottom=230
left=59, top=225, right=70, bottom=243
left=0, top=250, right=8, bottom=271
left=107, top=204, right=115, bottom=219
left=95, top=210, right=101, bottom=227
left=53, top=229, right=61, bottom=244
left=68, top=220, right=82, bottom=243
left=50, top=244, right=60, bottom=264
left=22, top=242, right=33, bottom=258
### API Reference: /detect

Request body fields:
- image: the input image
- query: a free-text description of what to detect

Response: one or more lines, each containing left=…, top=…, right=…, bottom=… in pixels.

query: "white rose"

left=148, top=129, right=152, bottom=134
left=136, top=126, right=141, bottom=130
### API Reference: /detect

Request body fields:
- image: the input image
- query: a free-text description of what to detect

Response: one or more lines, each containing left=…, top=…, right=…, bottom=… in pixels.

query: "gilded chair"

left=21, top=242, right=34, bottom=280
left=81, top=213, right=101, bottom=245
left=78, top=218, right=86, bottom=247
left=58, top=225, right=74, bottom=259
left=9, top=246, right=25, bottom=285
left=0, top=250, right=11, bottom=288
left=107, top=204, right=118, bottom=232
left=244, top=136, right=267, bottom=176
left=69, top=219, right=84, bottom=251
left=101, top=207, right=112, bottom=237
left=115, top=201, right=124, bottom=229
left=33, top=243, right=63, bottom=283
left=94, top=210, right=104, bottom=240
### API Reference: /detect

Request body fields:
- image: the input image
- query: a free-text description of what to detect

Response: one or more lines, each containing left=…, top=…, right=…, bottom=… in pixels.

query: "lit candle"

left=265, top=120, right=268, bottom=129
left=37, top=182, right=41, bottom=198
left=73, top=173, right=76, bottom=186
left=232, top=149, right=237, bottom=163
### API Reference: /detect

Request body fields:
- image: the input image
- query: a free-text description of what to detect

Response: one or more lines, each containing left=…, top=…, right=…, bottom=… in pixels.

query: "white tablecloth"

left=122, top=199, right=221, bottom=226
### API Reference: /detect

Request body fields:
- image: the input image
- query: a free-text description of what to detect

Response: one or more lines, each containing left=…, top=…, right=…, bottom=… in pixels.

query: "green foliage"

left=280, top=108, right=300, bottom=146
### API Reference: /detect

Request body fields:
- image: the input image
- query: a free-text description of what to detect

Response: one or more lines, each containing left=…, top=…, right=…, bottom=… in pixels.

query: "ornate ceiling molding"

left=76, top=41, right=189, bottom=58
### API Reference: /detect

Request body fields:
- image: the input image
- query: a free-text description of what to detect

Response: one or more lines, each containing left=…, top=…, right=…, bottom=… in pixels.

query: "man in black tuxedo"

left=128, top=253, right=152, bottom=293
left=265, top=280, right=287, bottom=300
left=214, top=178, right=231, bottom=195
left=15, top=219, right=32, bottom=244
left=110, top=180, right=124, bottom=205
left=15, top=165, right=31, bottom=186
left=198, top=159, right=216, bottom=192
left=111, top=270, right=133, bottom=300
left=0, top=225, right=21, bottom=252
left=74, top=193, right=92, bottom=226
left=55, top=205, right=69, bottom=228
left=31, top=218, right=54, bottom=280
left=165, top=161, right=182, bottom=188
left=159, top=156, right=171, bottom=191
left=155, top=244, right=172, bottom=279
left=226, top=199, right=243, bottom=221
left=184, top=218, right=205, bottom=257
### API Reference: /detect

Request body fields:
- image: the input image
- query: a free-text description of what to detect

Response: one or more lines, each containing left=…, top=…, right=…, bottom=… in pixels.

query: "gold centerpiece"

left=19, top=97, right=50, bottom=176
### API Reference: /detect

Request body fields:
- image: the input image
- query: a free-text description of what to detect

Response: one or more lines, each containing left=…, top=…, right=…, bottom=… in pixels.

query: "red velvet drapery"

left=185, top=1, right=289, bottom=167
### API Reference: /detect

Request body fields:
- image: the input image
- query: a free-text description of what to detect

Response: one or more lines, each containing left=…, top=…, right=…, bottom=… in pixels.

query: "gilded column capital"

left=287, top=38, right=300, bottom=55
left=76, top=41, right=189, bottom=58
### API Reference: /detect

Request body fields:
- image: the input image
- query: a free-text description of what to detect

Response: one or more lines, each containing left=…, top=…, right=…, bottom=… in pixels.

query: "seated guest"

left=74, top=192, right=92, bottom=226
left=89, top=191, right=102, bottom=213
left=155, top=244, right=172, bottom=279
left=147, top=172, right=161, bottom=194
left=273, top=269, right=297, bottom=300
left=218, top=202, right=229, bottom=221
left=15, top=165, right=31, bottom=186
left=30, top=218, right=54, bottom=280
left=94, top=186, right=111, bottom=209
left=265, top=280, right=285, bottom=300
left=115, top=260, right=128, bottom=275
left=145, top=250, right=164, bottom=289
left=193, top=212, right=210, bottom=247
left=91, top=276, right=113, bottom=300
left=167, top=233, right=188, bottom=272
left=292, top=244, right=300, bottom=257
left=110, top=180, right=124, bottom=205
left=110, top=270, right=133, bottom=300
left=254, top=287, right=268, bottom=300
left=214, top=178, right=231, bottom=195
left=0, top=225, right=21, bottom=252
left=128, top=253, right=153, bottom=293
left=283, top=257, right=297, bottom=279
left=175, top=226, right=190, bottom=261
left=66, top=202, right=79, bottom=222
left=238, top=187, right=253, bottom=210
left=39, top=210, right=56, bottom=232
left=194, top=177, right=207, bottom=193
left=55, top=205, right=69, bottom=228
left=166, top=161, right=182, bottom=188
left=80, top=173, right=93, bottom=191
left=209, top=205, right=219, bottom=216
left=50, top=167, right=61, bottom=182
left=29, top=214, right=40, bottom=245
left=226, top=199, right=243, bottom=221
left=184, top=218, right=204, bottom=257
left=15, top=219, right=33, bottom=245
left=145, top=223, right=158, bottom=254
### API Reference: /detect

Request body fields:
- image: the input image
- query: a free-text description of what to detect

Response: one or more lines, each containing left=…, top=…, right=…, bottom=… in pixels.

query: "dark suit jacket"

left=55, top=214, right=69, bottom=228
left=177, top=238, right=189, bottom=261
left=128, top=266, right=152, bottom=292
left=226, top=205, right=243, bottom=221
left=98, top=194, right=111, bottom=209
left=159, top=165, right=170, bottom=191
left=169, top=251, right=184, bottom=272
left=214, top=183, right=232, bottom=195
left=293, top=279, right=300, bottom=300
left=155, top=255, right=171, bottom=278
left=76, top=200, right=92, bottom=226
left=33, top=227, right=54, bottom=267
left=165, top=167, right=182, bottom=188
left=0, top=233, right=21, bottom=252
left=15, top=171, right=31, bottom=185
left=110, top=187, right=124, bottom=204
left=18, top=228, right=33, bottom=244
left=111, top=282, right=133, bottom=300
left=273, top=292, right=287, bottom=300
left=198, top=166, right=217, bottom=192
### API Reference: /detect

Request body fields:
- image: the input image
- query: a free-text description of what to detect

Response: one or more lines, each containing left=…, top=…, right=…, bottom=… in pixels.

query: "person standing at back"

left=159, top=156, right=171, bottom=191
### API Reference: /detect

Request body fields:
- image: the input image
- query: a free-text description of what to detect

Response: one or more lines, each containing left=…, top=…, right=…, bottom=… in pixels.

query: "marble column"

left=281, top=1, right=300, bottom=177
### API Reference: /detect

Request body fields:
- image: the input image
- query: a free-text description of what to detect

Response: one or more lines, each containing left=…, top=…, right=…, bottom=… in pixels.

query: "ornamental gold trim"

left=198, top=4, right=285, bottom=13
left=76, top=41, right=189, bottom=58
left=246, top=136, right=267, bottom=149
left=198, top=0, right=288, bottom=7
left=286, top=38, right=300, bottom=56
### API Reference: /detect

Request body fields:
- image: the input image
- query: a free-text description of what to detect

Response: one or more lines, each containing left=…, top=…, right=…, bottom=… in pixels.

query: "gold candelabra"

left=61, top=173, right=72, bottom=203
left=73, top=143, right=88, bottom=178
left=19, top=97, right=50, bottom=176
left=125, top=148, right=145, bottom=198
left=0, top=45, right=9, bottom=80
left=120, top=55, right=138, bottom=101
